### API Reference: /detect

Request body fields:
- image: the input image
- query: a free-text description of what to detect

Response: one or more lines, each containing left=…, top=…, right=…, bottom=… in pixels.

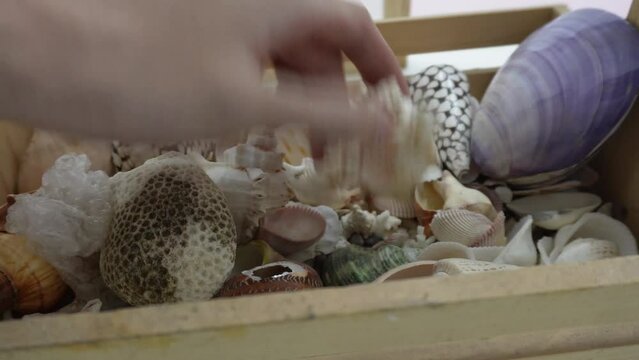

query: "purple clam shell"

left=471, top=9, right=639, bottom=183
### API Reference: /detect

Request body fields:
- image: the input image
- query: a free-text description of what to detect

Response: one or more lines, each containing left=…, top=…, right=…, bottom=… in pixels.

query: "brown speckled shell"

left=216, top=261, right=322, bottom=298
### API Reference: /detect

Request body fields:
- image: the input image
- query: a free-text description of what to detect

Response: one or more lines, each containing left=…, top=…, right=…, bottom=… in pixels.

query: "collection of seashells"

left=2, top=8, right=639, bottom=318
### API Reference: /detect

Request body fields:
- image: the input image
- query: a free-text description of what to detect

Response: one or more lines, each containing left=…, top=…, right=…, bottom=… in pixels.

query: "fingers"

left=282, top=0, right=408, bottom=94
left=273, top=41, right=347, bottom=100
left=264, top=0, right=407, bottom=94
left=224, top=77, right=391, bottom=159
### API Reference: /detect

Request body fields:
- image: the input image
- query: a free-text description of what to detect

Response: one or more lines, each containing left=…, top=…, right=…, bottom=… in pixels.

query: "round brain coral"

left=100, top=152, right=237, bottom=305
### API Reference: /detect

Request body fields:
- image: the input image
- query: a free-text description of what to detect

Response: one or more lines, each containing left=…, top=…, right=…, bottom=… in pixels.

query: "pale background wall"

left=358, top=0, right=634, bottom=75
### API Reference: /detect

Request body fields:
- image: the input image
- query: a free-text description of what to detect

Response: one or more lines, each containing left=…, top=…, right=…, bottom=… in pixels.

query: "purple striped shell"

left=471, top=9, right=639, bottom=186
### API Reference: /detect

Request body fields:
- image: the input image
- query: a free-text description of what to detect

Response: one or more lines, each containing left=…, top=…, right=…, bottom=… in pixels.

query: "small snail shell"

left=0, top=233, right=69, bottom=315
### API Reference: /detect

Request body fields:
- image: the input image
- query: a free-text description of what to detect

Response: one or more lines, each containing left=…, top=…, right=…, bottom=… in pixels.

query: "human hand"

left=0, top=0, right=406, bottom=149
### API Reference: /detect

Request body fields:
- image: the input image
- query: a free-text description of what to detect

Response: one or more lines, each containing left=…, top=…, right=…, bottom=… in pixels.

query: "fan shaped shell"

left=471, top=9, right=639, bottom=184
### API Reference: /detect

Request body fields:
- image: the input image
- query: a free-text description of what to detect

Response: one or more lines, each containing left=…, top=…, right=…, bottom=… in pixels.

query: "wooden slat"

left=2, top=256, right=639, bottom=359
left=629, top=0, right=639, bottom=28
left=375, top=6, right=557, bottom=56
left=383, top=0, right=410, bottom=19
left=466, top=68, right=498, bottom=100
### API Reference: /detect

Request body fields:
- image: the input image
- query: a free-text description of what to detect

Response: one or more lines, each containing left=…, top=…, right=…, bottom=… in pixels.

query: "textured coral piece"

left=101, top=153, right=237, bottom=305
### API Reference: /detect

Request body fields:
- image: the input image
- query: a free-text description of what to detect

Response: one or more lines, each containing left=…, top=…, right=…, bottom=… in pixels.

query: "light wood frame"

left=2, top=3, right=639, bottom=360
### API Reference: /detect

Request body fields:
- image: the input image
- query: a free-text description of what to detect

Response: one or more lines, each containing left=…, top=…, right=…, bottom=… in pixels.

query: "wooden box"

left=2, top=3, right=639, bottom=359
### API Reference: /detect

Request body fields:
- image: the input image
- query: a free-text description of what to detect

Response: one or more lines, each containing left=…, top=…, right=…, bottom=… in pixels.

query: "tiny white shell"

left=430, top=209, right=506, bottom=247
left=507, top=192, right=602, bottom=230
left=493, top=215, right=538, bottom=266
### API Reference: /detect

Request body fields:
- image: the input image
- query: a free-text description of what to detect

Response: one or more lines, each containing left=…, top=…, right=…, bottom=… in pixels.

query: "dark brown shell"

left=216, top=261, right=322, bottom=298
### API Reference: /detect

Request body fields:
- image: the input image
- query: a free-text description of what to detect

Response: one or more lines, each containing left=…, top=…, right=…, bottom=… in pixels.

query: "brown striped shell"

left=216, top=261, right=322, bottom=298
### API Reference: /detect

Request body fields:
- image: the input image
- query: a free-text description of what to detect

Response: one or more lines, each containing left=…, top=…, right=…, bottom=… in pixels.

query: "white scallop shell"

left=507, top=192, right=602, bottom=230
left=283, top=158, right=361, bottom=210
left=549, top=212, right=638, bottom=262
left=417, top=242, right=476, bottom=261
left=554, top=238, right=619, bottom=264
left=430, top=209, right=506, bottom=247
left=493, top=215, right=537, bottom=266
left=435, top=258, right=519, bottom=276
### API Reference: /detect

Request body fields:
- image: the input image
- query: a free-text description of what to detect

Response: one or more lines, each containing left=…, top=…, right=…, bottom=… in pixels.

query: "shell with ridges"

left=0, top=234, right=69, bottom=315
left=554, top=238, right=619, bottom=264
left=430, top=209, right=506, bottom=247
left=549, top=213, right=638, bottom=263
left=471, top=9, right=639, bottom=185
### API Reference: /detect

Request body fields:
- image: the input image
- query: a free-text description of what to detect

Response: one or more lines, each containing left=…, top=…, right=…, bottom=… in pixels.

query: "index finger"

left=271, top=0, right=408, bottom=94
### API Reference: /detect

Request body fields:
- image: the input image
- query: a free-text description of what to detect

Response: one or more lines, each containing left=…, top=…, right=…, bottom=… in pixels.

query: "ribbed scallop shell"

left=320, top=244, right=409, bottom=286
left=471, top=9, right=639, bottom=185
left=554, top=238, right=619, bottom=264
left=549, top=213, right=637, bottom=263
left=435, top=258, right=519, bottom=276
left=0, top=234, right=69, bottom=315
left=430, top=209, right=506, bottom=247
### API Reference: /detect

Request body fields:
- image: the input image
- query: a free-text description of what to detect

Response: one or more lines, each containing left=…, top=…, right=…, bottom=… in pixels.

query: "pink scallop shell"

left=430, top=209, right=506, bottom=247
